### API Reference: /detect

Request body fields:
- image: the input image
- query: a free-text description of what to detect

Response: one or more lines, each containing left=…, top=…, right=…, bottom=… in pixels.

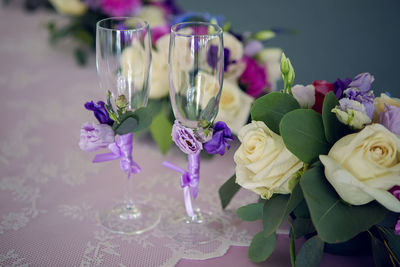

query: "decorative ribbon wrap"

left=162, top=152, right=200, bottom=217
left=93, top=133, right=141, bottom=178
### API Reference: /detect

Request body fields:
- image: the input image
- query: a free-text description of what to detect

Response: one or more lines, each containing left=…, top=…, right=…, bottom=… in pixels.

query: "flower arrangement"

left=40, top=0, right=283, bottom=154
left=219, top=53, right=400, bottom=266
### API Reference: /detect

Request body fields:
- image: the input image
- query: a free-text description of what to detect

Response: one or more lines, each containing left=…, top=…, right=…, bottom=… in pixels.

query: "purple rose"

left=79, top=123, right=115, bottom=152
left=333, top=77, right=352, bottom=99
left=240, top=56, right=269, bottom=97
left=348, top=72, right=375, bottom=92
left=171, top=121, right=202, bottom=154
left=379, top=104, right=400, bottom=135
left=100, top=0, right=141, bottom=16
left=84, top=101, right=113, bottom=126
left=203, top=121, right=234, bottom=156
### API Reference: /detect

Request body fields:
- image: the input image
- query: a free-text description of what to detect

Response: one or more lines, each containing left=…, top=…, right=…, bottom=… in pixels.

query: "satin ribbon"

left=162, top=152, right=200, bottom=217
left=92, top=133, right=141, bottom=178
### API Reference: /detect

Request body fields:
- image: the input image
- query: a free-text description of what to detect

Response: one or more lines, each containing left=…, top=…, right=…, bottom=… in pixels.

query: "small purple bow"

left=93, top=133, right=141, bottom=178
left=162, top=152, right=200, bottom=217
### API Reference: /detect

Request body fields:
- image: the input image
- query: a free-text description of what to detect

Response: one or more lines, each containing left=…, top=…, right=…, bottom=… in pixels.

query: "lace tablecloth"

left=0, top=5, right=373, bottom=267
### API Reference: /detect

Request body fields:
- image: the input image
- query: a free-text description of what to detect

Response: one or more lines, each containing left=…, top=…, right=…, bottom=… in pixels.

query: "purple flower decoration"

left=100, top=0, right=141, bottom=16
left=333, top=77, right=352, bottom=99
left=240, top=56, right=269, bottom=97
left=172, top=121, right=203, bottom=155
left=203, top=121, right=234, bottom=156
left=380, top=105, right=400, bottom=135
left=244, top=40, right=263, bottom=57
left=84, top=101, right=114, bottom=126
left=348, top=72, right=375, bottom=92
left=344, top=88, right=375, bottom=119
left=79, top=123, right=115, bottom=152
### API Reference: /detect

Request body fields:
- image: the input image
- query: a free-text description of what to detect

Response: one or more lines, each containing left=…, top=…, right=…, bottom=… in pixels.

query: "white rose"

left=320, top=124, right=400, bottom=212
left=149, top=50, right=169, bottom=98
left=256, top=48, right=282, bottom=91
left=136, top=6, right=166, bottom=28
left=234, top=121, right=303, bottom=199
left=215, top=80, right=254, bottom=134
left=223, top=32, right=245, bottom=79
left=49, top=0, right=87, bottom=16
left=292, top=84, right=315, bottom=108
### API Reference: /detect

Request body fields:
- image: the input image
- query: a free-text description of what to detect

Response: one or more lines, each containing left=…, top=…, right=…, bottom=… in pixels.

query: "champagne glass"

left=163, top=22, right=224, bottom=245
left=96, top=17, right=159, bottom=235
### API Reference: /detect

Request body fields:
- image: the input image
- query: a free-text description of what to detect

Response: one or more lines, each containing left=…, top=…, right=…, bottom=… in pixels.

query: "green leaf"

left=300, top=166, right=386, bottom=243
left=292, top=217, right=316, bottom=239
left=295, top=235, right=324, bottom=267
left=74, top=48, right=87, bottom=66
left=218, top=174, right=240, bottom=209
left=74, top=29, right=94, bottom=46
left=150, top=104, right=173, bottom=155
left=293, top=199, right=310, bottom=219
left=237, top=203, right=263, bottom=221
left=263, top=184, right=303, bottom=236
left=114, top=107, right=152, bottom=135
left=251, top=92, right=300, bottom=134
left=248, top=231, right=276, bottom=262
left=371, top=236, right=393, bottom=267
left=280, top=109, right=330, bottom=164
left=289, top=228, right=296, bottom=267
left=322, top=92, right=351, bottom=144
left=378, top=226, right=400, bottom=264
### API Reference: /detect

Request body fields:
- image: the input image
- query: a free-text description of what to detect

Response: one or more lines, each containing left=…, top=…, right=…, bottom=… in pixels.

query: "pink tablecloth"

left=0, top=5, right=373, bottom=267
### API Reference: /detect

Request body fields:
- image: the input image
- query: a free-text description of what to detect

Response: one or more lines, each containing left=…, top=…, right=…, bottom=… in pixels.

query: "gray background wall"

left=178, top=0, right=400, bottom=95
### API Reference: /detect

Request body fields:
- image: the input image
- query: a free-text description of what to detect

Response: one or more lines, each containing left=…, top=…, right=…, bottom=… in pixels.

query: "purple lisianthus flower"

left=207, top=46, right=230, bottom=71
left=240, top=56, right=269, bottom=97
left=348, top=72, right=375, bottom=92
left=84, top=101, right=114, bottom=126
left=244, top=40, right=263, bottom=57
left=100, top=0, right=141, bottom=16
left=344, top=88, right=375, bottom=119
left=172, top=121, right=202, bottom=154
left=79, top=123, right=115, bottom=152
left=380, top=104, right=400, bottom=135
left=333, top=77, right=352, bottom=99
left=203, top=121, right=234, bottom=156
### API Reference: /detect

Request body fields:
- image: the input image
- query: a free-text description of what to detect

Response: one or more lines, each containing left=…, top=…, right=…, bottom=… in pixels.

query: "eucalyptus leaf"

left=322, top=92, right=351, bottom=144
left=251, top=92, right=300, bottom=134
left=300, top=166, right=386, bottom=243
left=114, top=107, right=152, bottom=135
left=248, top=231, right=276, bottom=262
left=219, top=174, right=240, bottom=209
left=150, top=104, right=173, bottom=155
left=237, top=203, right=263, bottom=221
left=292, top=217, right=316, bottom=239
left=262, top=184, right=303, bottom=236
left=289, top=229, right=296, bottom=267
left=280, top=109, right=329, bottom=164
left=295, top=235, right=324, bottom=267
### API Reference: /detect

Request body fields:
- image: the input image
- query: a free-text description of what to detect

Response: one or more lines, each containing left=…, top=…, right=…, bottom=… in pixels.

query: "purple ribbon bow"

left=92, top=133, right=141, bottom=178
left=162, top=152, right=200, bottom=217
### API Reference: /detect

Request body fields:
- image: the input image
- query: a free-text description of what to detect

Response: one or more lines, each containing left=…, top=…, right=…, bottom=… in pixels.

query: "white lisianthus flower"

left=49, top=0, right=87, bottom=16
left=292, top=84, right=315, bottom=108
left=320, top=124, right=400, bottom=212
left=149, top=50, right=169, bottom=98
left=215, top=80, right=254, bottom=134
left=332, top=99, right=371, bottom=129
left=234, top=121, right=303, bottom=199
left=256, top=48, right=282, bottom=91
left=136, top=6, right=166, bottom=28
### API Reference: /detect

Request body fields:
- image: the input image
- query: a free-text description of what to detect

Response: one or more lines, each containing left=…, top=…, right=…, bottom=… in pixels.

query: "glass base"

left=99, top=202, right=160, bottom=235
left=161, top=208, right=223, bottom=245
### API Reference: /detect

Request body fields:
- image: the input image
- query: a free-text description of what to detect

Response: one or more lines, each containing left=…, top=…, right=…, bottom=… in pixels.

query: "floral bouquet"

left=41, top=0, right=283, bottom=154
left=219, top=53, right=400, bottom=266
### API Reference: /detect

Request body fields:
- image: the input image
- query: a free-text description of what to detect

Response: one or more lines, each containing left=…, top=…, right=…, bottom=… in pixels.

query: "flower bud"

left=280, top=53, right=290, bottom=75
left=116, top=94, right=128, bottom=109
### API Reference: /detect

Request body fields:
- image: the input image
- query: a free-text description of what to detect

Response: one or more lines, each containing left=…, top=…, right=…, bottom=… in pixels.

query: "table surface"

left=0, top=5, right=373, bottom=267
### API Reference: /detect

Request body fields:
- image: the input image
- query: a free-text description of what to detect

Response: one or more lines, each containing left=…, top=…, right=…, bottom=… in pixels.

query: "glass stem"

left=124, top=172, right=134, bottom=209
left=188, top=152, right=201, bottom=222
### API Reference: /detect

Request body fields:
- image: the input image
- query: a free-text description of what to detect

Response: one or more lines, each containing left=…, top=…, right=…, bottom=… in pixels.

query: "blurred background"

left=179, top=0, right=400, bottom=95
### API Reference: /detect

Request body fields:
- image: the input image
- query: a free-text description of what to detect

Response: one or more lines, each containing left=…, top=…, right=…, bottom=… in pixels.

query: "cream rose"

left=49, top=0, right=87, bottom=16
left=149, top=50, right=169, bottom=98
left=215, top=80, right=254, bottom=134
left=256, top=47, right=282, bottom=91
left=234, top=121, right=303, bottom=199
left=136, top=6, right=166, bottom=28
left=223, top=32, right=245, bottom=80
left=320, top=124, right=400, bottom=212
left=374, top=93, right=400, bottom=122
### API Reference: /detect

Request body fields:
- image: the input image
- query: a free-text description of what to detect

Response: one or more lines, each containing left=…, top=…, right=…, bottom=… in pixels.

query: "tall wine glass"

left=96, top=17, right=159, bottom=235
left=164, top=22, right=224, bottom=245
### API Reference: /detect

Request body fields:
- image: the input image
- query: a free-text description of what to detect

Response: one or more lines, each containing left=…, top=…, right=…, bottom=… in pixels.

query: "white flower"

left=136, top=6, right=166, bottom=28
left=234, top=121, right=303, bottom=199
left=215, top=80, right=254, bottom=134
left=223, top=32, right=245, bottom=79
left=332, top=99, right=371, bottom=129
left=49, top=0, right=87, bottom=16
left=320, top=124, right=400, bottom=212
left=292, top=84, right=315, bottom=108
left=149, top=50, right=169, bottom=98
left=256, top=48, right=282, bottom=91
